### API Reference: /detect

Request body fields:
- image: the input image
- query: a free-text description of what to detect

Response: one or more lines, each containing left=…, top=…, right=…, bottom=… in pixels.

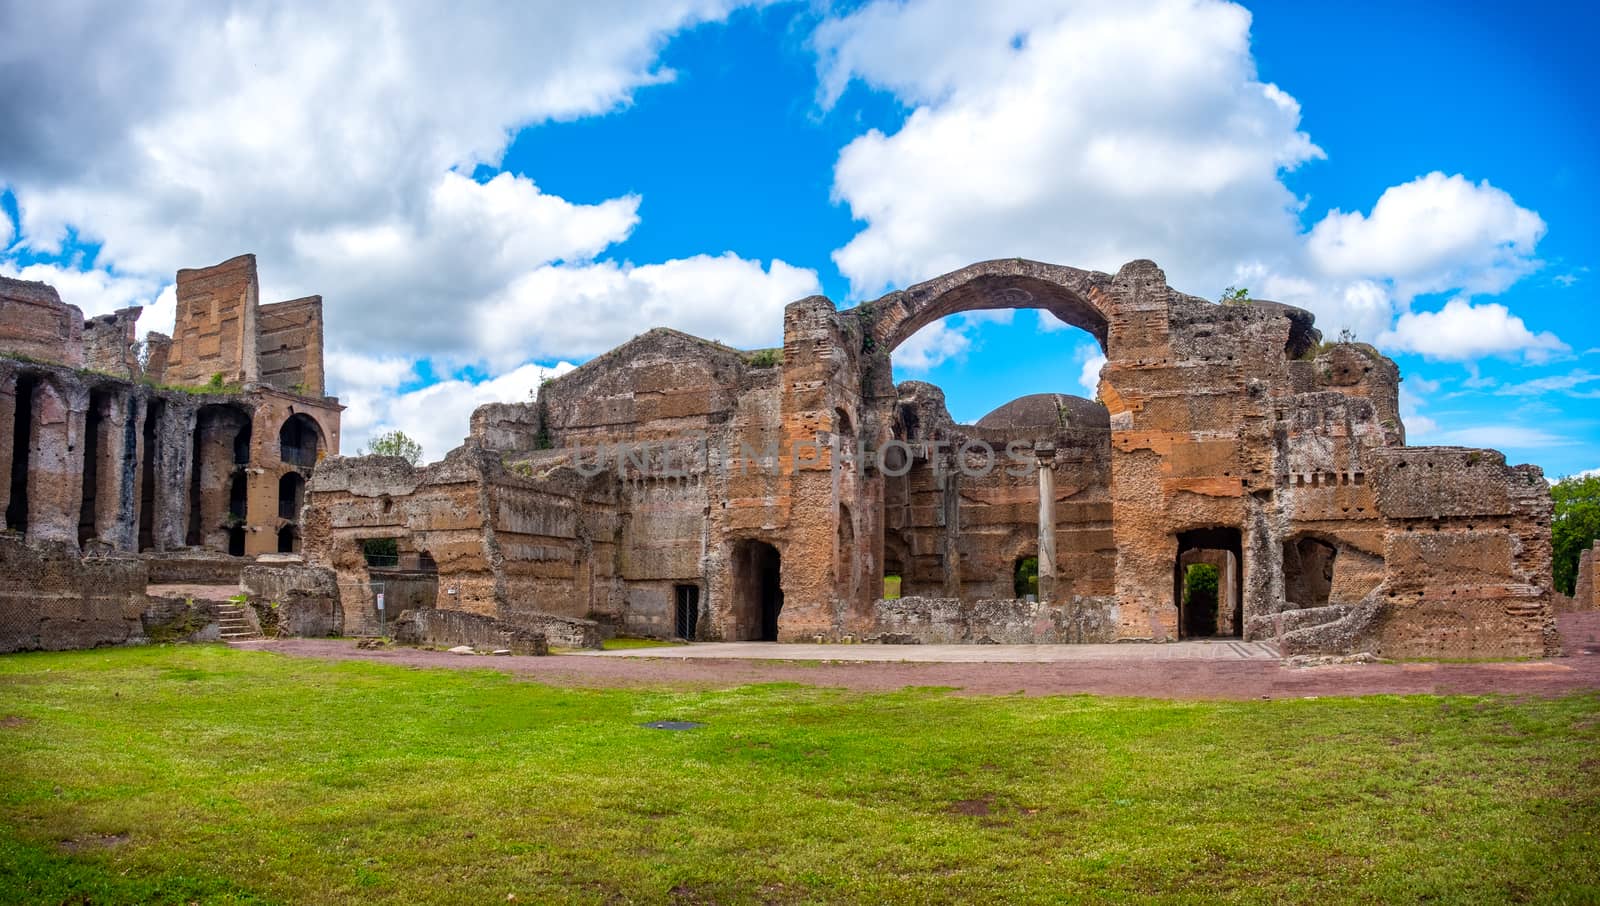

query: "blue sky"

left=1, top=0, right=1595, bottom=475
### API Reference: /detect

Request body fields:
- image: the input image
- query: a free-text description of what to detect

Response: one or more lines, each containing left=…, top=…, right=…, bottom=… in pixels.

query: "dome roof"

left=975, top=393, right=1109, bottom=431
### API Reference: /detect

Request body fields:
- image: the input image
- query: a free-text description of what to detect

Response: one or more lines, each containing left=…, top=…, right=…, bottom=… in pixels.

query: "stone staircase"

left=214, top=602, right=262, bottom=641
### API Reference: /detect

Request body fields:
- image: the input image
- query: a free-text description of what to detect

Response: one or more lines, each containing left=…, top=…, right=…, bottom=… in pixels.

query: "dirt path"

left=240, top=612, right=1600, bottom=700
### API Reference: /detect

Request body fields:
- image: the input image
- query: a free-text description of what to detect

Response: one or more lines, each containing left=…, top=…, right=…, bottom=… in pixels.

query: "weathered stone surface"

left=6, top=253, right=1559, bottom=658
left=240, top=562, right=341, bottom=636
left=292, top=256, right=1557, bottom=657
left=394, top=609, right=549, bottom=656
left=0, top=276, right=84, bottom=367
left=0, top=536, right=146, bottom=652
left=0, top=253, right=344, bottom=652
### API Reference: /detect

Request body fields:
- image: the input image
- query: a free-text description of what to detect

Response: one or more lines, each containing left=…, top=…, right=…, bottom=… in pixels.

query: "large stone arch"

left=856, top=259, right=1116, bottom=356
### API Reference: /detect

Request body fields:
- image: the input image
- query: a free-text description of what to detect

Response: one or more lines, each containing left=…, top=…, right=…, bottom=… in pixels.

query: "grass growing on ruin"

left=1, top=646, right=1598, bottom=905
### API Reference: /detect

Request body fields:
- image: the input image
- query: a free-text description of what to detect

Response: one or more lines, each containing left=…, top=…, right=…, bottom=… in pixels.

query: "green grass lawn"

left=1, top=646, right=1597, bottom=904
left=599, top=636, right=688, bottom=651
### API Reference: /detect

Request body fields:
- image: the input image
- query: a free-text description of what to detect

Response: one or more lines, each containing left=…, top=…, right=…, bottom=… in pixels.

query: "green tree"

left=1219, top=286, right=1250, bottom=306
left=361, top=430, right=424, bottom=466
left=1552, top=473, right=1600, bottom=596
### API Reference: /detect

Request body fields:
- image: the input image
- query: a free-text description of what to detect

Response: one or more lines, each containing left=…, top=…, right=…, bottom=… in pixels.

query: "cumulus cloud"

left=327, top=352, right=578, bottom=462
left=1379, top=298, right=1569, bottom=364
left=470, top=254, right=819, bottom=369
left=0, top=0, right=825, bottom=445
left=893, top=317, right=973, bottom=371
left=0, top=260, right=161, bottom=318
left=816, top=0, right=1563, bottom=364
left=1306, top=172, right=1546, bottom=298
left=816, top=0, right=1322, bottom=298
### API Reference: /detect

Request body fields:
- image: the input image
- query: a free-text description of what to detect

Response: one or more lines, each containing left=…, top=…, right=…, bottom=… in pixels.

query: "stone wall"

left=873, top=595, right=1117, bottom=644
left=1565, top=540, right=1598, bottom=613
left=392, top=608, right=549, bottom=655
left=256, top=296, right=325, bottom=396
left=167, top=254, right=260, bottom=387
left=0, top=536, right=147, bottom=653
left=292, top=255, right=1556, bottom=658
left=240, top=562, right=341, bottom=636
left=0, top=276, right=84, bottom=367
left=83, top=307, right=143, bottom=378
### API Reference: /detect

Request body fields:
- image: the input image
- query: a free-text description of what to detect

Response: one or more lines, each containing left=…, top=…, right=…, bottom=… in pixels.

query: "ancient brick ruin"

left=0, top=255, right=341, bottom=651
left=302, top=258, right=1565, bottom=658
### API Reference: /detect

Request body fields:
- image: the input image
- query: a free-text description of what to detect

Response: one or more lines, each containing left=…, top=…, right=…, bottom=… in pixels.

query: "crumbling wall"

left=240, top=562, right=341, bottom=636
left=83, top=307, right=143, bottom=378
left=256, top=296, right=325, bottom=396
left=1568, top=541, right=1598, bottom=612
left=165, top=254, right=259, bottom=387
left=303, top=452, right=489, bottom=636
left=0, top=536, right=147, bottom=652
left=873, top=594, right=1117, bottom=644
left=391, top=608, right=550, bottom=655
left=1288, top=448, right=1557, bottom=658
left=0, top=276, right=84, bottom=367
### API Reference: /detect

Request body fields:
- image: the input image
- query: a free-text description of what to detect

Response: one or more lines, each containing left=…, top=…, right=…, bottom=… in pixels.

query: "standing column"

left=939, top=454, right=961, bottom=597
left=1036, top=443, right=1057, bottom=602
left=27, top=379, right=88, bottom=546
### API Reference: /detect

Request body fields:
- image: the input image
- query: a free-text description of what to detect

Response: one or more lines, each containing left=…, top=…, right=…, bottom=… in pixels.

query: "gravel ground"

left=239, top=611, right=1600, bottom=700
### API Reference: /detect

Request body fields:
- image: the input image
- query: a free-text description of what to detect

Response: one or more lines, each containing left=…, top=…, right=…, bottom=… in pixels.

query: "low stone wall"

left=392, top=608, right=548, bottom=655
left=0, top=536, right=148, bottom=653
left=143, top=551, right=248, bottom=585
left=240, top=563, right=341, bottom=637
left=506, top=611, right=606, bottom=649
left=871, top=595, right=1118, bottom=644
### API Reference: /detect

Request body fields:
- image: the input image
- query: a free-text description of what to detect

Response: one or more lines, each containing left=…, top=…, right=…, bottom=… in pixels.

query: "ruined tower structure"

left=1, top=255, right=341, bottom=651
left=307, top=259, right=1558, bottom=658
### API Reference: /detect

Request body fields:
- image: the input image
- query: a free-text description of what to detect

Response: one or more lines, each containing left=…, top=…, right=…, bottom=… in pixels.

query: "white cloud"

left=815, top=1, right=1561, bottom=367
left=0, top=260, right=162, bottom=319
left=1078, top=352, right=1107, bottom=397
left=892, top=317, right=972, bottom=371
left=327, top=352, right=578, bottom=463
left=1306, top=172, right=1546, bottom=298
left=472, top=254, right=820, bottom=370
left=1397, top=382, right=1438, bottom=439
left=1379, top=298, right=1569, bottom=364
left=1430, top=426, right=1576, bottom=449
left=1491, top=369, right=1600, bottom=398
left=817, top=0, right=1322, bottom=298
left=0, top=0, right=831, bottom=446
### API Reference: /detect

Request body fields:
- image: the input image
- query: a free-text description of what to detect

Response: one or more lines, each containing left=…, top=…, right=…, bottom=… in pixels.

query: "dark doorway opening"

left=227, top=471, right=248, bottom=555
left=1174, top=527, right=1243, bottom=639
left=1283, top=536, right=1338, bottom=607
left=279, top=413, right=321, bottom=468
left=78, top=390, right=107, bottom=546
left=278, top=472, right=304, bottom=521
left=277, top=524, right=298, bottom=554
left=1013, top=555, right=1040, bottom=598
left=674, top=584, right=700, bottom=640
left=138, top=400, right=163, bottom=550
left=733, top=540, right=782, bottom=641
left=7, top=375, right=36, bottom=533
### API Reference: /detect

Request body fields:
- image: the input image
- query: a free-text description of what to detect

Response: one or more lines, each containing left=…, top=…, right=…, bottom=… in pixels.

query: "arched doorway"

left=1174, top=527, right=1243, bottom=639
left=277, top=524, right=298, bottom=554
left=733, top=540, right=783, bottom=641
left=188, top=404, right=252, bottom=549
left=279, top=413, right=323, bottom=468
